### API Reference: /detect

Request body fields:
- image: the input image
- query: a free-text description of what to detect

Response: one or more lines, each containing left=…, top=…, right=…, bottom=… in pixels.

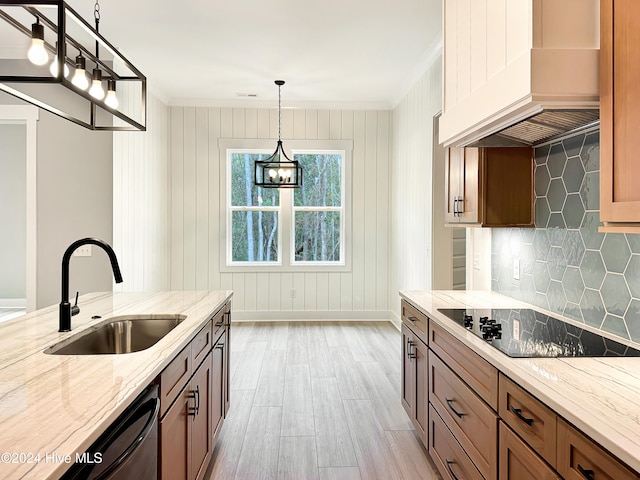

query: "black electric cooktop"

left=436, top=308, right=640, bottom=358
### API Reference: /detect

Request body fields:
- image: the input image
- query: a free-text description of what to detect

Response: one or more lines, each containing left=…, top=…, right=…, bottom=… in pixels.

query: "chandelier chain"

left=94, top=0, right=101, bottom=22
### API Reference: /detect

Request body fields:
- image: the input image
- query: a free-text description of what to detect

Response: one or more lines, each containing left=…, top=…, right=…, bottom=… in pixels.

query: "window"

left=223, top=140, right=350, bottom=271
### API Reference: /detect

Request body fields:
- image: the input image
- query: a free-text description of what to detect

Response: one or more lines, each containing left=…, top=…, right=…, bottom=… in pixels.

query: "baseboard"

left=231, top=310, right=393, bottom=322
left=0, top=298, right=26, bottom=308
left=389, top=310, right=401, bottom=331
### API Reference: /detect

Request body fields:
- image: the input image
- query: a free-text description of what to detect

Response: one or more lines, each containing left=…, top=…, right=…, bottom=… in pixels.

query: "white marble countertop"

left=400, top=290, right=640, bottom=475
left=0, top=290, right=232, bottom=480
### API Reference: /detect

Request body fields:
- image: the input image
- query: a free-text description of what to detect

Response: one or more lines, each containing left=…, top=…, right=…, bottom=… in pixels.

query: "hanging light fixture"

left=0, top=0, right=146, bottom=131
left=27, top=17, right=49, bottom=65
left=254, top=80, right=302, bottom=188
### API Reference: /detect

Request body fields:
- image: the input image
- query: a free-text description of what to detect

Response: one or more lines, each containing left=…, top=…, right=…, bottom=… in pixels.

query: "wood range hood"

left=440, top=0, right=600, bottom=148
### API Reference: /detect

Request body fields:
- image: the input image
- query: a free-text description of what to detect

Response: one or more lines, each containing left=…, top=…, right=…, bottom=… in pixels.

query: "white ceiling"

left=3, top=0, right=443, bottom=108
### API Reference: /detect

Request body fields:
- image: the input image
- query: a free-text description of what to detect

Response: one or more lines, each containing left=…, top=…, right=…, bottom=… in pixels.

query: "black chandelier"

left=254, top=80, right=302, bottom=188
left=0, top=0, right=146, bottom=131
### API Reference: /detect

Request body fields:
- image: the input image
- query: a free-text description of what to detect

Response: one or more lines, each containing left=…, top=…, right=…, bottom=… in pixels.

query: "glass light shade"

left=89, top=68, right=104, bottom=99
left=104, top=79, right=118, bottom=109
left=72, top=68, right=89, bottom=90
left=49, top=56, right=70, bottom=78
left=27, top=38, right=48, bottom=66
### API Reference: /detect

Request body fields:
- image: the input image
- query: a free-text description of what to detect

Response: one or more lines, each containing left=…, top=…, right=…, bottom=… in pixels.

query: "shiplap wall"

left=168, top=107, right=391, bottom=319
left=113, top=93, right=170, bottom=292
left=390, top=54, right=443, bottom=322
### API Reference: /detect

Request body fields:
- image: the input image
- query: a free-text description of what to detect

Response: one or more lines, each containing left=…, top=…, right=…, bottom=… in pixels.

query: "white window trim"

left=219, top=138, right=353, bottom=273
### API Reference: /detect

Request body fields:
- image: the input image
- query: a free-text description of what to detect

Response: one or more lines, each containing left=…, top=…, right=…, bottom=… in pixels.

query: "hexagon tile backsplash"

left=491, top=130, right=640, bottom=344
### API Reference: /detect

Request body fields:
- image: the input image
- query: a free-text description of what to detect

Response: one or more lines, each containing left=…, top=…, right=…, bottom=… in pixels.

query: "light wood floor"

left=205, top=321, right=442, bottom=480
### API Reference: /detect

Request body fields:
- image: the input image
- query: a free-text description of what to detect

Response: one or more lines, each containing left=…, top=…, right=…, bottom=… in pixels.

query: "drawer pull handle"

left=446, top=398, right=465, bottom=418
left=187, top=389, right=197, bottom=417
left=577, top=464, right=595, bottom=480
left=407, top=340, right=416, bottom=359
left=445, top=460, right=461, bottom=480
left=408, top=316, right=417, bottom=323
left=509, top=405, right=533, bottom=426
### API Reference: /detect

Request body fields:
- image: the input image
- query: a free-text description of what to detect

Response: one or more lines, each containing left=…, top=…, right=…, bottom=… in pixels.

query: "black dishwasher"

left=61, top=384, right=159, bottom=480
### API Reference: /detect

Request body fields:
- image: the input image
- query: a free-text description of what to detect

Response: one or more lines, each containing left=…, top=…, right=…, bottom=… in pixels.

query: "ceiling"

left=55, top=0, right=443, bottom=108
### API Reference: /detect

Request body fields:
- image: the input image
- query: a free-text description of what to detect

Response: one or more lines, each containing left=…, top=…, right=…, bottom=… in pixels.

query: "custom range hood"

left=439, top=0, right=600, bottom=148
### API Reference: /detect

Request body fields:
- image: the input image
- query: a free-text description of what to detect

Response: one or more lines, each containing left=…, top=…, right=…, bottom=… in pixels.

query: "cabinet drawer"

left=191, top=320, right=212, bottom=368
left=500, top=422, right=560, bottom=480
left=499, top=374, right=557, bottom=468
left=429, top=405, right=484, bottom=480
left=160, top=344, right=191, bottom=417
left=211, top=307, right=227, bottom=336
left=557, top=419, right=640, bottom=480
left=430, top=351, right=498, bottom=480
left=429, top=321, right=498, bottom=409
left=401, top=300, right=428, bottom=341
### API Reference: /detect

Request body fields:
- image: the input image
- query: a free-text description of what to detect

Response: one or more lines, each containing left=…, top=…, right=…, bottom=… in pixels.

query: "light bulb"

left=104, top=80, right=118, bottom=109
left=71, top=54, right=89, bottom=90
left=269, top=169, right=277, bottom=179
left=89, top=68, right=105, bottom=100
left=49, top=56, right=69, bottom=78
left=27, top=20, right=49, bottom=66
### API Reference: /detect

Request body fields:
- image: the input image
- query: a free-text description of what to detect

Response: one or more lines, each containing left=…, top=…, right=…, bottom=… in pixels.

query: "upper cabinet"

left=440, top=0, right=600, bottom=147
left=445, top=146, right=534, bottom=227
left=599, top=0, right=640, bottom=232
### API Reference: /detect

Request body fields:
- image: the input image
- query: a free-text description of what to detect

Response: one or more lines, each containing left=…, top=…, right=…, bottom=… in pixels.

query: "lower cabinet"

left=160, top=350, right=213, bottom=480
left=159, top=302, right=231, bottom=480
left=499, top=422, right=560, bottom=480
left=401, top=322, right=428, bottom=444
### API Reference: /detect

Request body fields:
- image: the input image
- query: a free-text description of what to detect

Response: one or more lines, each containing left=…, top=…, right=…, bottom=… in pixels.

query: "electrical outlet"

left=513, top=259, right=520, bottom=280
left=74, top=245, right=92, bottom=257
left=290, top=289, right=296, bottom=299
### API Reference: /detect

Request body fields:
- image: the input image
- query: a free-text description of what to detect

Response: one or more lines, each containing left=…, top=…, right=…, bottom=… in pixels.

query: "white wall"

left=113, top=93, right=171, bottom=292
left=389, top=54, right=444, bottom=322
left=168, top=107, right=391, bottom=319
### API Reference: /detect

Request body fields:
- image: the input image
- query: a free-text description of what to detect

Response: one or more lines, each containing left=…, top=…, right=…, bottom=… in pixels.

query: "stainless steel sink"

left=45, top=315, right=187, bottom=355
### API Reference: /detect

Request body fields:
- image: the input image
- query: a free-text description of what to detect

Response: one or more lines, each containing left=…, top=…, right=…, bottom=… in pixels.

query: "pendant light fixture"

left=27, top=17, right=49, bottom=65
left=0, top=0, right=146, bottom=131
left=254, top=80, right=302, bottom=188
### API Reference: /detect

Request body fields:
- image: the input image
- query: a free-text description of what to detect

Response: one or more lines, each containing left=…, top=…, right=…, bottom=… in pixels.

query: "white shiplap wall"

left=390, top=54, right=444, bottom=323
left=113, top=93, right=171, bottom=292
left=168, top=107, right=391, bottom=319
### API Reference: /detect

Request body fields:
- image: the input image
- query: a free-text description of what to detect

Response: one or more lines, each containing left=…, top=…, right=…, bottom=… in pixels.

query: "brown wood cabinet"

left=499, top=422, right=560, bottom=480
left=445, top=146, right=534, bottom=227
left=557, top=419, right=640, bottom=480
left=401, top=322, right=428, bottom=444
left=158, top=301, right=232, bottom=480
left=600, top=0, right=640, bottom=231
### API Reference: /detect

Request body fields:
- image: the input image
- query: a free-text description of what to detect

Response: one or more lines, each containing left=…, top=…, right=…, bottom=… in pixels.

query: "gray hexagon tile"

left=520, top=243, right=535, bottom=275
left=562, top=266, right=585, bottom=304
left=627, top=234, right=640, bottom=254
left=535, top=143, right=550, bottom=165
left=601, top=234, right=631, bottom=273
left=563, top=133, right=585, bottom=158
left=547, top=247, right=567, bottom=281
left=533, top=261, right=551, bottom=293
left=580, top=171, right=600, bottom=211
left=548, top=214, right=566, bottom=234
left=535, top=198, right=550, bottom=228
left=547, top=280, right=566, bottom=313
left=580, top=289, right=606, bottom=328
left=548, top=179, right=567, bottom=211
left=509, top=229, right=522, bottom=256
left=624, top=255, right=640, bottom=298
left=580, top=212, right=605, bottom=249
left=547, top=143, right=567, bottom=178
left=562, top=230, right=585, bottom=267
left=600, top=273, right=631, bottom=317
left=563, top=157, right=585, bottom=193
left=601, top=315, right=629, bottom=340
left=521, top=228, right=535, bottom=245
left=533, top=229, right=551, bottom=261
left=562, top=194, right=585, bottom=229
left=581, top=131, right=600, bottom=172
left=580, top=250, right=606, bottom=289
left=564, top=302, right=584, bottom=323
left=535, top=165, right=551, bottom=196
left=627, top=300, right=640, bottom=343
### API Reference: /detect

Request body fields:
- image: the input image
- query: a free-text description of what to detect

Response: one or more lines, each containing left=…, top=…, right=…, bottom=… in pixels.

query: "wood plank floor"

left=205, top=321, right=442, bottom=480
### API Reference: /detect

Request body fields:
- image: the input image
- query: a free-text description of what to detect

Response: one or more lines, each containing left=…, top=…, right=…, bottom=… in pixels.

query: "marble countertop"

left=400, top=290, right=640, bottom=475
left=0, top=290, right=232, bottom=480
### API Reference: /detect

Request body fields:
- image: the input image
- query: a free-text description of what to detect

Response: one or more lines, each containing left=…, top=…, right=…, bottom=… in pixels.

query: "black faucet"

left=59, top=237, right=123, bottom=332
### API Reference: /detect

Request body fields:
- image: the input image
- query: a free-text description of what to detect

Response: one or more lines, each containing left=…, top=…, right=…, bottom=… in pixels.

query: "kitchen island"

left=0, top=290, right=232, bottom=480
left=400, top=290, right=640, bottom=478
